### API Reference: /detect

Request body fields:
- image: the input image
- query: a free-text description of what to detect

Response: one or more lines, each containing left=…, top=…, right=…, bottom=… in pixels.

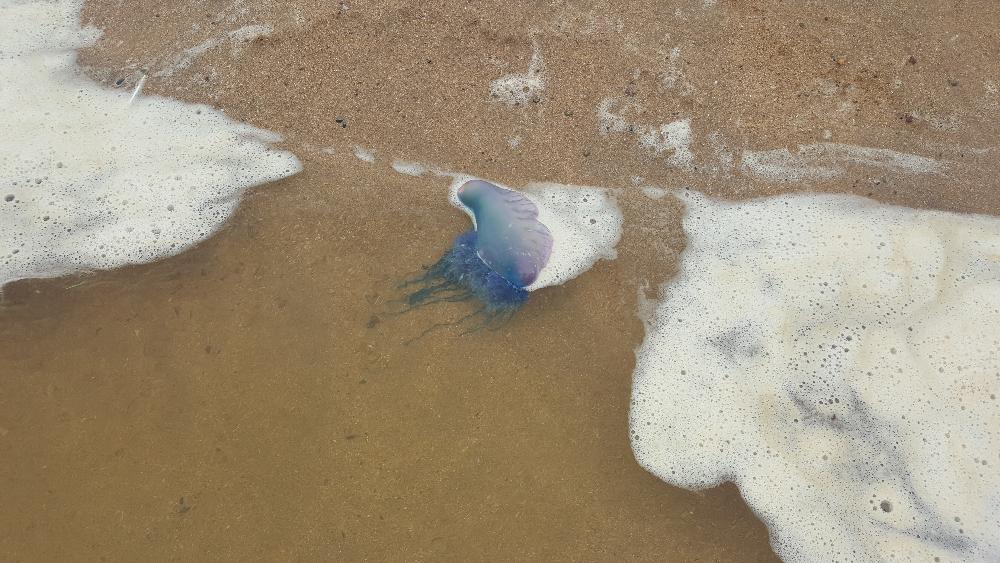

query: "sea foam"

left=631, top=190, right=1000, bottom=562
left=0, top=0, right=301, bottom=288
left=489, top=38, right=545, bottom=106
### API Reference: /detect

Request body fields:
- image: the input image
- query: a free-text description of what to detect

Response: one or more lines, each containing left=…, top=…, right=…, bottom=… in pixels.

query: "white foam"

left=489, top=39, right=545, bottom=106
left=596, top=98, right=630, bottom=134
left=659, top=46, right=694, bottom=95
left=631, top=190, right=1000, bottom=562
left=352, top=145, right=375, bottom=163
left=520, top=182, right=623, bottom=291
left=390, top=160, right=430, bottom=177
left=1, top=0, right=301, bottom=288
left=154, top=24, right=273, bottom=77
left=0, top=0, right=100, bottom=56
left=597, top=98, right=694, bottom=169
left=639, top=120, right=694, bottom=168
left=641, top=186, right=668, bottom=200
left=661, top=47, right=683, bottom=89
left=154, top=38, right=220, bottom=78
left=742, top=143, right=943, bottom=181
left=227, top=25, right=272, bottom=49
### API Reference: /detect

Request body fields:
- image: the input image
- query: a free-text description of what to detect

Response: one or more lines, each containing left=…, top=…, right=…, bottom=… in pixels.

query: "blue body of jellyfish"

left=397, top=180, right=553, bottom=338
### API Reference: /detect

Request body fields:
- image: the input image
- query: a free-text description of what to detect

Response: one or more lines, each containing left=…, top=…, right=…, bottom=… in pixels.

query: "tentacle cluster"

left=395, top=231, right=529, bottom=343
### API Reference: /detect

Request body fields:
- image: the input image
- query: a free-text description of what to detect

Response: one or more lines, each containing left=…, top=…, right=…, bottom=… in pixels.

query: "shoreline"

left=2, top=0, right=998, bottom=560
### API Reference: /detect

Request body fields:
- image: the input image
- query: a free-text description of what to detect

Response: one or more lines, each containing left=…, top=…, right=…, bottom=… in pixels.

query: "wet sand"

left=2, top=0, right=999, bottom=561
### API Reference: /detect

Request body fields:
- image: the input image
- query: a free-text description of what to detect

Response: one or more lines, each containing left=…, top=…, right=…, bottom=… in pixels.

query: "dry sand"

left=2, top=0, right=998, bottom=560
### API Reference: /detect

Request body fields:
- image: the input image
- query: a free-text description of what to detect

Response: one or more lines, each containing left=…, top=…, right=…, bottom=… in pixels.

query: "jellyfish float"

left=396, top=179, right=553, bottom=340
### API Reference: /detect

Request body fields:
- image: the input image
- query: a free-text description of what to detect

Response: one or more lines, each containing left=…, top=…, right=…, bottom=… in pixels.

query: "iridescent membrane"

left=394, top=180, right=553, bottom=342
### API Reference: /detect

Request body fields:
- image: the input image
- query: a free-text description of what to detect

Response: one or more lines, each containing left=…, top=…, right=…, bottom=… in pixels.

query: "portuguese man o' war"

left=397, top=180, right=553, bottom=338
left=456, top=179, right=553, bottom=289
left=384, top=166, right=624, bottom=343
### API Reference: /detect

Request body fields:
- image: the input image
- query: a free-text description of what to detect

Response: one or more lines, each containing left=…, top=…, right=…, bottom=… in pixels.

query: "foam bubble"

left=227, top=25, right=273, bottom=50
left=154, top=24, right=273, bottom=77
left=742, top=143, right=943, bottom=181
left=631, top=190, right=1000, bottom=562
left=0, top=0, right=100, bottom=56
left=352, top=145, right=376, bottom=163
left=641, top=186, right=668, bottom=200
left=390, top=160, right=430, bottom=177
left=520, top=182, right=623, bottom=291
left=597, top=98, right=694, bottom=168
left=489, top=39, right=545, bottom=106
left=0, top=0, right=301, bottom=288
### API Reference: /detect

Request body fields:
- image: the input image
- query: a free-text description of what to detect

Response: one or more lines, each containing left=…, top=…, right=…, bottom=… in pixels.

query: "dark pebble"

left=907, top=56, right=917, bottom=65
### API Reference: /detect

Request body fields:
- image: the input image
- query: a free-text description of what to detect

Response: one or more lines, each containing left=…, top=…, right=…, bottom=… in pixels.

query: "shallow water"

left=2, top=0, right=999, bottom=561
left=0, top=160, right=772, bottom=561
